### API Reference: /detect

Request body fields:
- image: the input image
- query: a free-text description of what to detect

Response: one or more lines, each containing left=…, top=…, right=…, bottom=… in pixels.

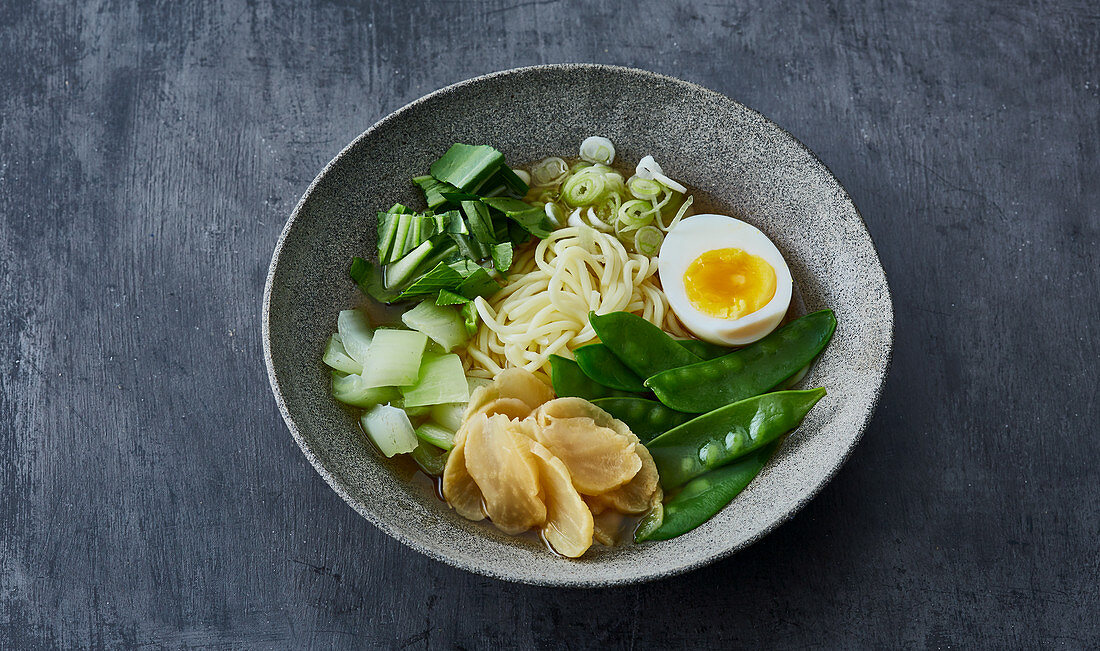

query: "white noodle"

left=463, top=225, right=687, bottom=384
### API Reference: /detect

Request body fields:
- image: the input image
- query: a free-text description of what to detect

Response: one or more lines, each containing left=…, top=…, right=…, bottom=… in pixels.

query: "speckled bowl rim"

left=262, top=64, right=894, bottom=587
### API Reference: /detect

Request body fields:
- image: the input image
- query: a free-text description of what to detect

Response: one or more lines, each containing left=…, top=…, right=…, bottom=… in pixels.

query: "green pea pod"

left=632, top=500, right=665, bottom=542
left=589, top=311, right=702, bottom=379
left=675, top=338, right=731, bottom=360
left=548, top=354, right=635, bottom=401
left=647, top=388, right=826, bottom=490
left=574, top=344, right=647, bottom=392
left=591, top=397, right=693, bottom=443
left=647, top=310, right=837, bottom=413
left=636, top=442, right=778, bottom=542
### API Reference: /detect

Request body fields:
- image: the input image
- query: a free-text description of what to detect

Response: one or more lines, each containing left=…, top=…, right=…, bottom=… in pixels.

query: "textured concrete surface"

left=1, top=0, right=1097, bottom=647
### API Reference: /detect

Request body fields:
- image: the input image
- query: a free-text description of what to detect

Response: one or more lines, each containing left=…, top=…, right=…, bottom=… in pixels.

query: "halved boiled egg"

left=658, top=214, right=793, bottom=346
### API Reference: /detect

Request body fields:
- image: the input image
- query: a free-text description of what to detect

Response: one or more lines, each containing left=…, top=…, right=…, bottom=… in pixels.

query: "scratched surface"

left=1, top=0, right=1097, bottom=648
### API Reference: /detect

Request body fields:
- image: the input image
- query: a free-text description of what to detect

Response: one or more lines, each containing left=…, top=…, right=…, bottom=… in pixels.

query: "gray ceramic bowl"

left=263, top=64, right=892, bottom=587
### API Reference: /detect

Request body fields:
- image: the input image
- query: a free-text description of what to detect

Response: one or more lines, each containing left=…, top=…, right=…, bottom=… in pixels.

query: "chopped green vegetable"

left=395, top=261, right=465, bottom=300
left=440, top=191, right=481, bottom=204
left=491, top=242, right=513, bottom=273
left=385, top=239, right=437, bottom=289
left=413, top=175, right=458, bottom=210
left=506, top=219, right=531, bottom=246
left=429, top=402, right=467, bottom=432
left=461, top=200, right=497, bottom=245
left=377, top=212, right=401, bottom=263
left=323, top=334, right=363, bottom=375
left=401, top=353, right=470, bottom=407
left=482, top=197, right=555, bottom=238
left=411, top=442, right=449, bottom=476
left=332, top=372, right=400, bottom=408
left=456, top=267, right=499, bottom=300
left=429, top=144, right=505, bottom=193
left=494, top=165, right=530, bottom=196
left=414, top=422, right=456, bottom=451
left=349, top=257, right=402, bottom=304
left=360, top=405, right=418, bottom=457
left=388, top=213, right=415, bottom=263
left=336, top=309, right=374, bottom=364
left=323, top=333, right=361, bottom=374
left=436, top=289, right=469, bottom=306
left=401, top=301, right=469, bottom=351
left=461, top=301, right=479, bottom=337
left=358, top=329, right=427, bottom=388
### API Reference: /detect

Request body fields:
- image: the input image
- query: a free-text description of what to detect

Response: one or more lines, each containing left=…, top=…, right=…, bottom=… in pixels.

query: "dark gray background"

left=2, top=0, right=1097, bottom=648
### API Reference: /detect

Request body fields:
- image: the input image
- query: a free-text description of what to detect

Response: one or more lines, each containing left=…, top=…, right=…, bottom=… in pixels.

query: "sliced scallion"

left=579, top=136, right=616, bottom=165
left=561, top=168, right=609, bottom=206
left=618, top=199, right=654, bottom=229
left=628, top=176, right=662, bottom=200
left=634, top=225, right=664, bottom=257
left=529, top=156, right=569, bottom=187
left=665, top=194, right=694, bottom=232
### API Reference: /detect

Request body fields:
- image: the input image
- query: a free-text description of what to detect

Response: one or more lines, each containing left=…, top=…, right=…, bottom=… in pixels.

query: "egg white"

left=658, top=213, right=793, bottom=346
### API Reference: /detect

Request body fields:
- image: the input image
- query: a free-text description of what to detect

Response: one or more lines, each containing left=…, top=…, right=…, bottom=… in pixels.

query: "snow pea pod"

left=574, top=344, right=647, bottom=392
left=675, top=338, right=731, bottom=361
left=548, top=354, right=636, bottom=401
left=636, top=442, right=778, bottom=542
left=647, top=388, right=826, bottom=490
left=647, top=310, right=837, bottom=413
left=589, top=311, right=702, bottom=379
left=591, top=397, right=693, bottom=443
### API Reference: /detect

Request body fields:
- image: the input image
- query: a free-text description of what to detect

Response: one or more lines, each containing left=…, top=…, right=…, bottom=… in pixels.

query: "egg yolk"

left=684, top=248, right=777, bottom=319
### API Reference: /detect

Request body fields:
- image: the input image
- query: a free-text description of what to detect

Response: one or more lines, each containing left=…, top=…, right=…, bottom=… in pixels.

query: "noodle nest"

left=465, top=226, right=687, bottom=383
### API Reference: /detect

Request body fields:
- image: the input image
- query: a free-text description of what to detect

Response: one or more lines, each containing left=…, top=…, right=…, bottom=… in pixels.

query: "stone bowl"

left=262, top=64, right=893, bottom=587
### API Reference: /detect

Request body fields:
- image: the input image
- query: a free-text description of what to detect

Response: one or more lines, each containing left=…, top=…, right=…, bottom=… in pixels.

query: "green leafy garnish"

left=429, top=144, right=505, bottom=193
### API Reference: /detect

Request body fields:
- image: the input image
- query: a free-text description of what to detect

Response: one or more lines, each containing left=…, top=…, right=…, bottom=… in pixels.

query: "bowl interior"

left=263, top=65, right=893, bottom=586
